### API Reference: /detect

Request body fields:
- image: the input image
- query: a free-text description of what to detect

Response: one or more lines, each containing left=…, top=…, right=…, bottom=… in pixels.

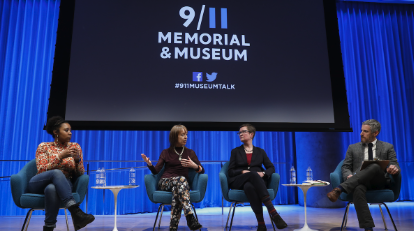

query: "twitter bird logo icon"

left=206, top=72, right=218, bottom=82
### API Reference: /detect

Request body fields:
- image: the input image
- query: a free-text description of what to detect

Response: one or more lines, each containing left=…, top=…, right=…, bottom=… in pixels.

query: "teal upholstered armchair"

left=219, top=161, right=281, bottom=231
left=144, top=165, right=208, bottom=231
left=10, top=159, right=90, bottom=231
left=330, top=160, right=401, bottom=231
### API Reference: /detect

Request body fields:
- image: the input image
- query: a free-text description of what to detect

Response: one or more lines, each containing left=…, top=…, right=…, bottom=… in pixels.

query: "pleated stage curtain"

left=0, top=0, right=62, bottom=216
left=0, top=0, right=296, bottom=215
left=1, top=0, right=414, bottom=216
left=336, top=1, right=414, bottom=201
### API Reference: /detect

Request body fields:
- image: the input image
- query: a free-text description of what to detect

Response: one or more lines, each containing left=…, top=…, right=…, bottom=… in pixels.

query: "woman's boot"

left=68, top=203, right=95, bottom=230
left=186, top=214, right=202, bottom=230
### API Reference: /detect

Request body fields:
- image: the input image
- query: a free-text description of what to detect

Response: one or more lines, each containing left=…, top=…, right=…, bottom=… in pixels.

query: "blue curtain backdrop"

left=0, top=0, right=296, bottom=216
left=336, top=1, right=414, bottom=201
left=0, top=0, right=413, bottom=216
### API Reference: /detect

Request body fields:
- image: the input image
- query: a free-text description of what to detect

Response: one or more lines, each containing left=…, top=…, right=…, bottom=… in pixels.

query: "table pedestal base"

left=92, top=185, right=139, bottom=231
left=282, top=184, right=328, bottom=231
left=109, top=188, right=121, bottom=231
left=294, top=223, right=318, bottom=231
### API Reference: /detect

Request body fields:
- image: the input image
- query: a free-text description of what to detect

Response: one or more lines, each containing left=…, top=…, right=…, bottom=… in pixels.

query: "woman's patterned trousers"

left=158, top=176, right=193, bottom=229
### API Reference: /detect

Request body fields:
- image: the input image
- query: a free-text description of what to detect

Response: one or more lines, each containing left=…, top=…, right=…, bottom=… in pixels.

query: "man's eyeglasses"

left=237, top=130, right=250, bottom=135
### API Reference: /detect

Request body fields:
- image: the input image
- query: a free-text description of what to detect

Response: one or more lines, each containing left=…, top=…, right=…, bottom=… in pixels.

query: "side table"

left=92, top=185, right=139, bottom=231
left=282, top=184, right=328, bottom=231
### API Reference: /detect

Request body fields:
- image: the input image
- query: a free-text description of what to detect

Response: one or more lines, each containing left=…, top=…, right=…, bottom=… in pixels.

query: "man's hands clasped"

left=387, top=165, right=399, bottom=175
left=347, top=164, right=399, bottom=179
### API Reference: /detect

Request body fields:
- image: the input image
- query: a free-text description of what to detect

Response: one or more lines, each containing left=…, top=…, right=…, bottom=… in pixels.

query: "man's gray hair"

left=362, top=119, right=381, bottom=133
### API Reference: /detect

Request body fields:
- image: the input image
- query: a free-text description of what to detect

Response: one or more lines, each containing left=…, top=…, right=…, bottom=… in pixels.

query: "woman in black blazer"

left=228, top=124, right=287, bottom=231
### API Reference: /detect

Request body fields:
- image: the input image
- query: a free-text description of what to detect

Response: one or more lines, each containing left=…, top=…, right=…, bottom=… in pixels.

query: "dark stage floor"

left=1, top=202, right=413, bottom=231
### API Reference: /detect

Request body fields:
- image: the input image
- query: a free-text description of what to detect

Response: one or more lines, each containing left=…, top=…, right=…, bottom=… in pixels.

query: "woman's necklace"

left=54, top=141, right=68, bottom=153
left=244, top=146, right=253, bottom=153
left=174, top=146, right=185, bottom=161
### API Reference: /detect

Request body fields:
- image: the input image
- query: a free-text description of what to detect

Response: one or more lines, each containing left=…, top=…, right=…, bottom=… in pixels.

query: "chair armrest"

left=219, top=172, right=230, bottom=201
left=196, top=174, right=208, bottom=202
left=73, top=174, right=89, bottom=203
left=389, top=173, right=402, bottom=201
left=331, top=160, right=344, bottom=189
left=144, top=174, right=158, bottom=203
left=330, top=171, right=341, bottom=189
left=267, top=173, right=280, bottom=200
left=190, top=171, right=199, bottom=190
left=10, top=173, right=27, bottom=208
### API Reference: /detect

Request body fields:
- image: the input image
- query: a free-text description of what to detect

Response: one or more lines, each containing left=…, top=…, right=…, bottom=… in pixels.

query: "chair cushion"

left=152, top=190, right=201, bottom=204
left=340, top=189, right=395, bottom=203
left=20, top=193, right=81, bottom=209
left=228, top=189, right=274, bottom=202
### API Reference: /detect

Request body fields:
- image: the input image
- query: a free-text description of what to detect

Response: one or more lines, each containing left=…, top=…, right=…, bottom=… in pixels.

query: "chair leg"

left=344, top=202, right=351, bottom=228
left=268, top=212, right=276, bottom=231
left=225, top=202, right=234, bottom=229
left=340, top=202, right=352, bottom=231
left=229, top=203, right=237, bottom=231
left=64, top=209, right=70, bottom=231
left=153, top=204, right=163, bottom=231
left=158, top=205, right=165, bottom=228
left=191, top=203, right=199, bottom=220
left=190, top=203, right=201, bottom=231
left=378, top=204, right=388, bottom=230
left=382, top=203, right=398, bottom=231
left=21, top=209, right=34, bottom=231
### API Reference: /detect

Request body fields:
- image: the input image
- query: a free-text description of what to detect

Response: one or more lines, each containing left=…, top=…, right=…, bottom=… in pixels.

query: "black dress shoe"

left=257, top=225, right=267, bottom=231
left=68, top=203, right=95, bottom=230
left=186, top=214, right=202, bottom=230
left=271, top=213, right=288, bottom=229
left=43, top=226, right=54, bottom=231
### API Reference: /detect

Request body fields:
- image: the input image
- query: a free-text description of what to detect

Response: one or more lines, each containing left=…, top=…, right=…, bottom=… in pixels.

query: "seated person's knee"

left=44, top=183, right=57, bottom=194
left=50, top=169, right=64, bottom=176
left=369, top=163, right=382, bottom=172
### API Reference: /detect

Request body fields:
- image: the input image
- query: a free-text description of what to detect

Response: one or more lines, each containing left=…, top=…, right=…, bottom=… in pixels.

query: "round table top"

left=282, top=183, right=328, bottom=187
left=91, top=185, right=139, bottom=189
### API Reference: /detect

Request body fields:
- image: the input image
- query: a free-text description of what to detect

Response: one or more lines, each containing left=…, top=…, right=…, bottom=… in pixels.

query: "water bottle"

left=306, top=166, right=313, bottom=181
left=96, top=168, right=101, bottom=186
left=129, top=167, right=136, bottom=185
left=101, top=167, right=106, bottom=187
left=290, top=166, right=296, bottom=184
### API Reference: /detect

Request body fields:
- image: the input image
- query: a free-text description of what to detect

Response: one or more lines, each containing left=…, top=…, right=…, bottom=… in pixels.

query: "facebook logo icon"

left=193, top=72, right=203, bottom=82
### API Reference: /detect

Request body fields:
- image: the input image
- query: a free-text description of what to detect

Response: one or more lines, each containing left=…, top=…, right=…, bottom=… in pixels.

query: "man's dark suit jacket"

left=228, top=145, right=275, bottom=186
left=341, top=140, right=400, bottom=181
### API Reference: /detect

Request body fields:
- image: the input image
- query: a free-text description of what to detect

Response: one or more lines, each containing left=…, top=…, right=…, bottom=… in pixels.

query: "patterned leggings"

left=158, top=176, right=193, bottom=229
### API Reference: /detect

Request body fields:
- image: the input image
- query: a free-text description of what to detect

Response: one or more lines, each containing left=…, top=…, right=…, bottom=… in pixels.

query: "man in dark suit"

left=228, top=124, right=287, bottom=231
left=327, top=119, right=400, bottom=231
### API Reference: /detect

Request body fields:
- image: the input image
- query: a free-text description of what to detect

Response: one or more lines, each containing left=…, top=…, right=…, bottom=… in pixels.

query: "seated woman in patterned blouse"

left=141, top=125, right=204, bottom=231
left=28, top=116, right=95, bottom=231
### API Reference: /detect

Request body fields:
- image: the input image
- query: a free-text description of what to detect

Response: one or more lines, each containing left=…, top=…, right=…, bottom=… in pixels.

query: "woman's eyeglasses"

left=237, top=130, right=250, bottom=135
